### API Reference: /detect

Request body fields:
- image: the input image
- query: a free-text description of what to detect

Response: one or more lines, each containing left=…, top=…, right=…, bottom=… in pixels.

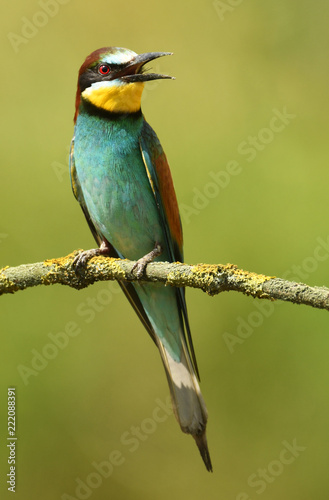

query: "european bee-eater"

left=70, top=47, right=212, bottom=471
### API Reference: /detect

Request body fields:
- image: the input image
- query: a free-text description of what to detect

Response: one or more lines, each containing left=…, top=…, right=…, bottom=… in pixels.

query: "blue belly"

left=74, top=112, right=167, bottom=261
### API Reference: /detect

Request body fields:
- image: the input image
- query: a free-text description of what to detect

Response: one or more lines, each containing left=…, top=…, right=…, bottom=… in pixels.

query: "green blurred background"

left=1, top=0, right=329, bottom=498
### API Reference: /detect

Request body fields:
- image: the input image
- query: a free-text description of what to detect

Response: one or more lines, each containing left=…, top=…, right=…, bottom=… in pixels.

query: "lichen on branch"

left=0, top=250, right=328, bottom=311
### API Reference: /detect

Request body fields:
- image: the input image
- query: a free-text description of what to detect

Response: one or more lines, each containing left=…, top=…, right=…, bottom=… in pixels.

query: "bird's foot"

left=73, top=241, right=111, bottom=275
left=132, top=243, right=162, bottom=279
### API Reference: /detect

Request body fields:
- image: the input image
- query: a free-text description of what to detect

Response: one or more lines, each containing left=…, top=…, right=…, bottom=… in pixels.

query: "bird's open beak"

left=118, top=52, right=174, bottom=82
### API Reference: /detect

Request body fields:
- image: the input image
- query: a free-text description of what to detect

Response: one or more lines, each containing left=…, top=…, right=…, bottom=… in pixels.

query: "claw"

left=73, top=248, right=100, bottom=275
left=73, top=241, right=111, bottom=276
left=132, top=243, right=162, bottom=279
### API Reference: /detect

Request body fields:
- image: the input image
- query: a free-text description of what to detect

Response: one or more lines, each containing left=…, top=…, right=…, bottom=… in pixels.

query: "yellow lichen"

left=44, top=250, right=79, bottom=268
left=0, top=269, right=19, bottom=294
left=187, top=263, right=276, bottom=297
left=223, top=264, right=275, bottom=298
left=166, top=269, right=185, bottom=288
left=92, top=256, right=127, bottom=281
left=190, top=264, right=223, bottom=295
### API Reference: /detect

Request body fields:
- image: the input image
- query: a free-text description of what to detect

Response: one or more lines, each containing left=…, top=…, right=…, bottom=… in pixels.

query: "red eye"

left=99, top=64, right=110, bottom=75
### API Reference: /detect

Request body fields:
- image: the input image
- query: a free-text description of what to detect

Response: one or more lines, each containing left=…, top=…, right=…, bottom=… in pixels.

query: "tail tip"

left=193, top=432, right=213, bottom=472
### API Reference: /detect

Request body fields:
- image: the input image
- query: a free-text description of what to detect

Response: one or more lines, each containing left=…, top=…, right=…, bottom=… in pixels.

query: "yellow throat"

left=81, top=80, right=144, bottom=113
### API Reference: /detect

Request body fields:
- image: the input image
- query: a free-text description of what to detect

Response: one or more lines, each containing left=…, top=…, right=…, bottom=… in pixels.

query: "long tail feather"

left=156, top=340, right=212, bottom=471
left=193, top=432, right=213, bottom=472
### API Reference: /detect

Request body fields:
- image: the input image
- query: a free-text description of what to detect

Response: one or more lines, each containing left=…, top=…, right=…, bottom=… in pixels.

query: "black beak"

left=118, top=52, right=174, bottom=82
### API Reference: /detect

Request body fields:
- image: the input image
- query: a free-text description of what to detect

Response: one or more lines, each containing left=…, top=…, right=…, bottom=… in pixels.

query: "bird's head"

left=74, top=47, right=173, bottom=121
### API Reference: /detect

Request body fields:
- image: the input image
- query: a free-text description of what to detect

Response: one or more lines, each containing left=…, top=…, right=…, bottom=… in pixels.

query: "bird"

left=70, top=46, right=212, bottom=472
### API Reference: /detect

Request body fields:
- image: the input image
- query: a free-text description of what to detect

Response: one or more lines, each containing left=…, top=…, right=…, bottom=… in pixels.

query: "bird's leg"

left=73, top=240, right=111, bottom=275
left=132, top=242, right=162, bottom=279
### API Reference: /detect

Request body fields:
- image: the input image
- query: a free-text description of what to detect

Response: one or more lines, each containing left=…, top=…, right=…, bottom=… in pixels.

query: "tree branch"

left=1, top=250, right=328, bottom=311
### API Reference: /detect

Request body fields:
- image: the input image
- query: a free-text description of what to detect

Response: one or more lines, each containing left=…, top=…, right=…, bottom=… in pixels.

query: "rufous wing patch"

left=154, top=152, right=183, bottom=251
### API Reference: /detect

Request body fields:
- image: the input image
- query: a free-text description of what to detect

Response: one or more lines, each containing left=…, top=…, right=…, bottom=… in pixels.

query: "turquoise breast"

left=74, top=108, right=167, bottom=261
